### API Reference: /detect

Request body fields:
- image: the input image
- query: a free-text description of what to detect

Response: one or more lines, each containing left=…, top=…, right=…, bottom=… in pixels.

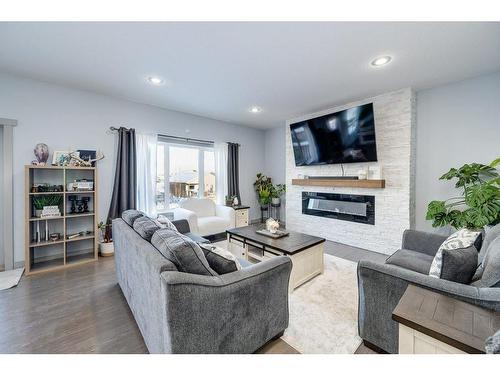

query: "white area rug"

left=283, top=254, right=361, bottom=354
left=0, top=268, right=24, bottom=291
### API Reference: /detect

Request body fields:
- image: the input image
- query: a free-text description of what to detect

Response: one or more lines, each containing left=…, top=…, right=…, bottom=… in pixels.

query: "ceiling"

left=1, top=22, right=499, bottom=129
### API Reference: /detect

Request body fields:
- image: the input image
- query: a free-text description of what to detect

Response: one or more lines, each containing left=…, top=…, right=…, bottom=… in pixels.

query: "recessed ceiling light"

left=147, top=76, right=164, bottom=85
left=249, top=106, right=262, bottom=113
left=370, top=56, right=392, bottom=67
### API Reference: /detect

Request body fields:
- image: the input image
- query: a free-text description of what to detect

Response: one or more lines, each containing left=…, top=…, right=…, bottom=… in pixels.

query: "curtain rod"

left=158, top=133, right=214, bottom=145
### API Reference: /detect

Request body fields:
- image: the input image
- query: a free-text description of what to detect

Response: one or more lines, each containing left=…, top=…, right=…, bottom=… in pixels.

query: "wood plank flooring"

left=0, top=238, right=385, bottom=354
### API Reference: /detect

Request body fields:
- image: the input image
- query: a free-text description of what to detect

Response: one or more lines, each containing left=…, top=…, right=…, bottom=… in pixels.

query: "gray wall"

left=415, top=71, right=500, bottom=232
left=264, top=125, right=287, bottom=222
left=0, top=126, right=3, bottom=268
left=0, top=73, right=266, bottom=264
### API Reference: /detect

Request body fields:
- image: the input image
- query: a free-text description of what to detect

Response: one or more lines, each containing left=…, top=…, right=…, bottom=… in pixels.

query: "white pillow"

left=429, top=228, right=481, bottom=278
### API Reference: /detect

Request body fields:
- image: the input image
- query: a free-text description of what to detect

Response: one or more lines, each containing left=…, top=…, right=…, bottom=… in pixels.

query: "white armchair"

left=173, top=198, right=235, bottom=236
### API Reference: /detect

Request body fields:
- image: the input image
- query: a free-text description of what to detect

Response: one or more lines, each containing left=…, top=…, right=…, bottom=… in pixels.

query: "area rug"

left=0, top=268, right=24, bottom=291
left=283, top=254, right=361, bottom=354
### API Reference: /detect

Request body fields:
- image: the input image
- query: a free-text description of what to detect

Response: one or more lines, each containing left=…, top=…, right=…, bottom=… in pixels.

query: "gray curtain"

left=107, top=127, right=137, bottom=223
left=227, top=142, right=241, bottom=203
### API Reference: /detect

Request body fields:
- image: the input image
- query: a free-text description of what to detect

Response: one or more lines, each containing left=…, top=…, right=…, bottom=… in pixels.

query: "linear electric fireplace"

left=302, top=192, right=375, bottom=225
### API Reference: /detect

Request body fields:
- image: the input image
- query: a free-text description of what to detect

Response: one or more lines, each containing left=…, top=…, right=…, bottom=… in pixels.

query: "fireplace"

left=302, top=192, right=375, bottom=225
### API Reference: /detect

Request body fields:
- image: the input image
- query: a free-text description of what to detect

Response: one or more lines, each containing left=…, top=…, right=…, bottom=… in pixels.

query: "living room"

left=1, top=1, right=500, bottom=372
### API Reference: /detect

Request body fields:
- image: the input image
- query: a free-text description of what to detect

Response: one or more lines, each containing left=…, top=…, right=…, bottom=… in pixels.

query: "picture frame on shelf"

left=77, top=150, right=97, bottom=166
left=52, top=150, right=79, bottom=166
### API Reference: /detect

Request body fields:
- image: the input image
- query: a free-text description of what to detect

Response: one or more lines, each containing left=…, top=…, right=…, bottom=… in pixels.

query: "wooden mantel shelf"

left=291, top=178, right=385, bottom=189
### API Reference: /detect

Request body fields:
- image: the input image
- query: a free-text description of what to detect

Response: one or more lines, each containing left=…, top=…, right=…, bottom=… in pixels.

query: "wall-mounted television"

left=290, top=103, right=377, bottom=166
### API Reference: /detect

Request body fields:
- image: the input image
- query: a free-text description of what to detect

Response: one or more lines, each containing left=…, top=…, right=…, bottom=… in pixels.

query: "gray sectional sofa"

left=113, top=214, right=292, bottom=354
left=358, top=229, right=500, bottom=353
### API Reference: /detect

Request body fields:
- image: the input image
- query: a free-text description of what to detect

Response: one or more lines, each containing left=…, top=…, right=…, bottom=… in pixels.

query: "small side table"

left=231, top=205, right=250, bottom=227
left=392, top=285, right=500, bottom=354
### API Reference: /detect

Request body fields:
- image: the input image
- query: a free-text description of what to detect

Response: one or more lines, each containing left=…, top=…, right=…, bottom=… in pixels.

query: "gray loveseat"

left=358, top=229, right=500, bottom=353
left=113, top=217, right=292, bottom=354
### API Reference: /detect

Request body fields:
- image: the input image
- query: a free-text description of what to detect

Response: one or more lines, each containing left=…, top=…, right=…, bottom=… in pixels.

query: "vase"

left=34, top=143, right=49, bottom=165
left=35, top=209, right=43, bottom=218
left=99, top=241, right=115, bottom=257
left=271, top=197, right=281, bottom=205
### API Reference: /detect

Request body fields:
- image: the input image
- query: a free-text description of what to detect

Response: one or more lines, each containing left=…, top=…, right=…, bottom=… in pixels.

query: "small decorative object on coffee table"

left=256, top=217, right=289, bottom=238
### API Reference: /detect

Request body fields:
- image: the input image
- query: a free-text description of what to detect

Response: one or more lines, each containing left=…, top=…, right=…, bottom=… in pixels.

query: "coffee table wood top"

left=227, top=225, right=325, bottom=255
left=392, top=285, right=500, bottom=354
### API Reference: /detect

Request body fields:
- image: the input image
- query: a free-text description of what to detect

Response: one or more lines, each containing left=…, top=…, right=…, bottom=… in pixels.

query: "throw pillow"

left=151, top=229, right=218, bottom=276
left=440, top=246, right=478, bottom=284
left=475, top=236, right=500, bottom=288
left=133, top=216, right=162, bottom=242
left=122, top=209, right=145, bottom=226
left=473, top=223, right=500, bottom=281
left=199, top=243, right=242, bottom=275
left=429, top=228, right=481, bottom=279
left=156, top=215, right=179, bottom=232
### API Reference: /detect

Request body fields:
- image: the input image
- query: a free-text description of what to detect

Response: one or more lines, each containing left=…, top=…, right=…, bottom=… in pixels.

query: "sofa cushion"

left=133, top=216, right=162, bottom=242
left=475, top=224, right=500, bottom=279
left=197, top=216, right=232, bottom=236
left=475, top=236, right=500, bottom=288
left=179, top=198, right=215, bottom=218
left=429, top=228, right=481, bottom=278
left=385, top=249, right=435, bottom=275
left=184, top=232, right=210, bottom=244
left=199, top=243, right=241, bottom=274
left=156, top=215, right=179, bottom=232
left=151, top=229, right=218, bottom=276
left=440, top=246, right=478, bottom=284
left=122, top=209, right=145, bottom=226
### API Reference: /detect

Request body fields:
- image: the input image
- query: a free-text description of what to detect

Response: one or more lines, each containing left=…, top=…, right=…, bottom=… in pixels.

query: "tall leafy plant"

left=426, top=158, right=500, bottom=230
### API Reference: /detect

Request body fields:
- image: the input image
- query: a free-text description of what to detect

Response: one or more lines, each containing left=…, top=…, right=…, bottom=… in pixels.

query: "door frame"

left=1, top=118, right=16, bottom=271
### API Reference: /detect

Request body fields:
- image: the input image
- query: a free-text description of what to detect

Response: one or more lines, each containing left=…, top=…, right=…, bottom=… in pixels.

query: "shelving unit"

left=24, top=165, right=98, bottom=275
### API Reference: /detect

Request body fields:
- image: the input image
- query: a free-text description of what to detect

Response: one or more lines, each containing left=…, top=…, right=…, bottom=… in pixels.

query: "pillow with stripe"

left=151, top=229, right=218, bottom=276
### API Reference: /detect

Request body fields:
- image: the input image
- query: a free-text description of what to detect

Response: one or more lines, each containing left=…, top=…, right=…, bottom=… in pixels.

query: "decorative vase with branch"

left=426, top=158, right=500, bottom=230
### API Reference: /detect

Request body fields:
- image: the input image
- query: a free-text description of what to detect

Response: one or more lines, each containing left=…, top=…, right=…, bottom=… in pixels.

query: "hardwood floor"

left=0, top=238, right=384, bottom=354
left=0, top=257, right=297, bottom=354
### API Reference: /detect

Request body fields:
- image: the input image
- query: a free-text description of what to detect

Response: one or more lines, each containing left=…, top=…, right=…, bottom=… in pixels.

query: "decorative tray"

left=255, top=229, right=289, bottom=239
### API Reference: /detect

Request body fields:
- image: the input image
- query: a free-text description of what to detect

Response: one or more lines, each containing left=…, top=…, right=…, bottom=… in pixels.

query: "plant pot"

left=271, top=197, right=281, bottom=205
left=99, top=241, right=114, bottom=257
left=35, top=209, right=43, bottom=218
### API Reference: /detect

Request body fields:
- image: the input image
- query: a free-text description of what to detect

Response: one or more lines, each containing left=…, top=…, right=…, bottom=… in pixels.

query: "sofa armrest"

left=358, top=259, right=500, bottom=353
left=215, top=204, right=235, bottom=226
left=173, top=208, right=199, bottom=234
left=160, top=256, right=292, bottom=353
left=401, top=229, right=447, bottom=257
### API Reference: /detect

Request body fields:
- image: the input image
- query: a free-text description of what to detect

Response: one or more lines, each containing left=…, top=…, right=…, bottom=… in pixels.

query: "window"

left=155, top=139, right=216, bottom=211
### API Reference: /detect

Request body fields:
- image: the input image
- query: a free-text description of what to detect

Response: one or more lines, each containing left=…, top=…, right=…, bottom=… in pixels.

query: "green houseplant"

left=98, top=221, right=114, bottom=256
left=258, top=186, right=271, bottom=208
left=32, top=195, right=63, bottom=217
left=270, top=183, right=286, bottom=205
left=426, top=158, right=500, bottom=230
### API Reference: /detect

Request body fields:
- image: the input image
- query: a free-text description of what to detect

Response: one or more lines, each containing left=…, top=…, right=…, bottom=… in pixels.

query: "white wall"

left=0, top=126, right=3, bottom=268
left=286, top=88, right=416, bottom=255
left=415, top=71, right=500, bottom=232
left=0, top=73, right=266, bottom=264
left=264, top=125, right=287, bottom=222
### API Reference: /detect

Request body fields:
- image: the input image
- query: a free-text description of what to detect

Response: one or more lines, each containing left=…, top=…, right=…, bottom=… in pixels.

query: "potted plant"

left=270, top=184, right=286, bottom=205
left=32, top=195, right=63, bottom=217
left=426, top=158, right=500, bottom=231
left=98, top=221, right=114, bottom=256
left=258, top=186, right=271, bottom=209
left=254, top=173, right=273, bottom=193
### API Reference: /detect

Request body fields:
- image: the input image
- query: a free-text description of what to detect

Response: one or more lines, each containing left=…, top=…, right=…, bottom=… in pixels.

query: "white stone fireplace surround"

left=285, top=88, right=416, bottom=255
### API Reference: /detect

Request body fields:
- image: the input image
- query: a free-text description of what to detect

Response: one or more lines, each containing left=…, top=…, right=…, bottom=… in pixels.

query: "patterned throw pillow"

left=156, top=214, right=179, bottom=232
left=429, top=228, right=481, bottom=279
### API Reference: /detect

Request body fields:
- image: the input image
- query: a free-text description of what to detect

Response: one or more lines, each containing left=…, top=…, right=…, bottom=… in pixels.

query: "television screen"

left=290, top=103, right=377, bottom=166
